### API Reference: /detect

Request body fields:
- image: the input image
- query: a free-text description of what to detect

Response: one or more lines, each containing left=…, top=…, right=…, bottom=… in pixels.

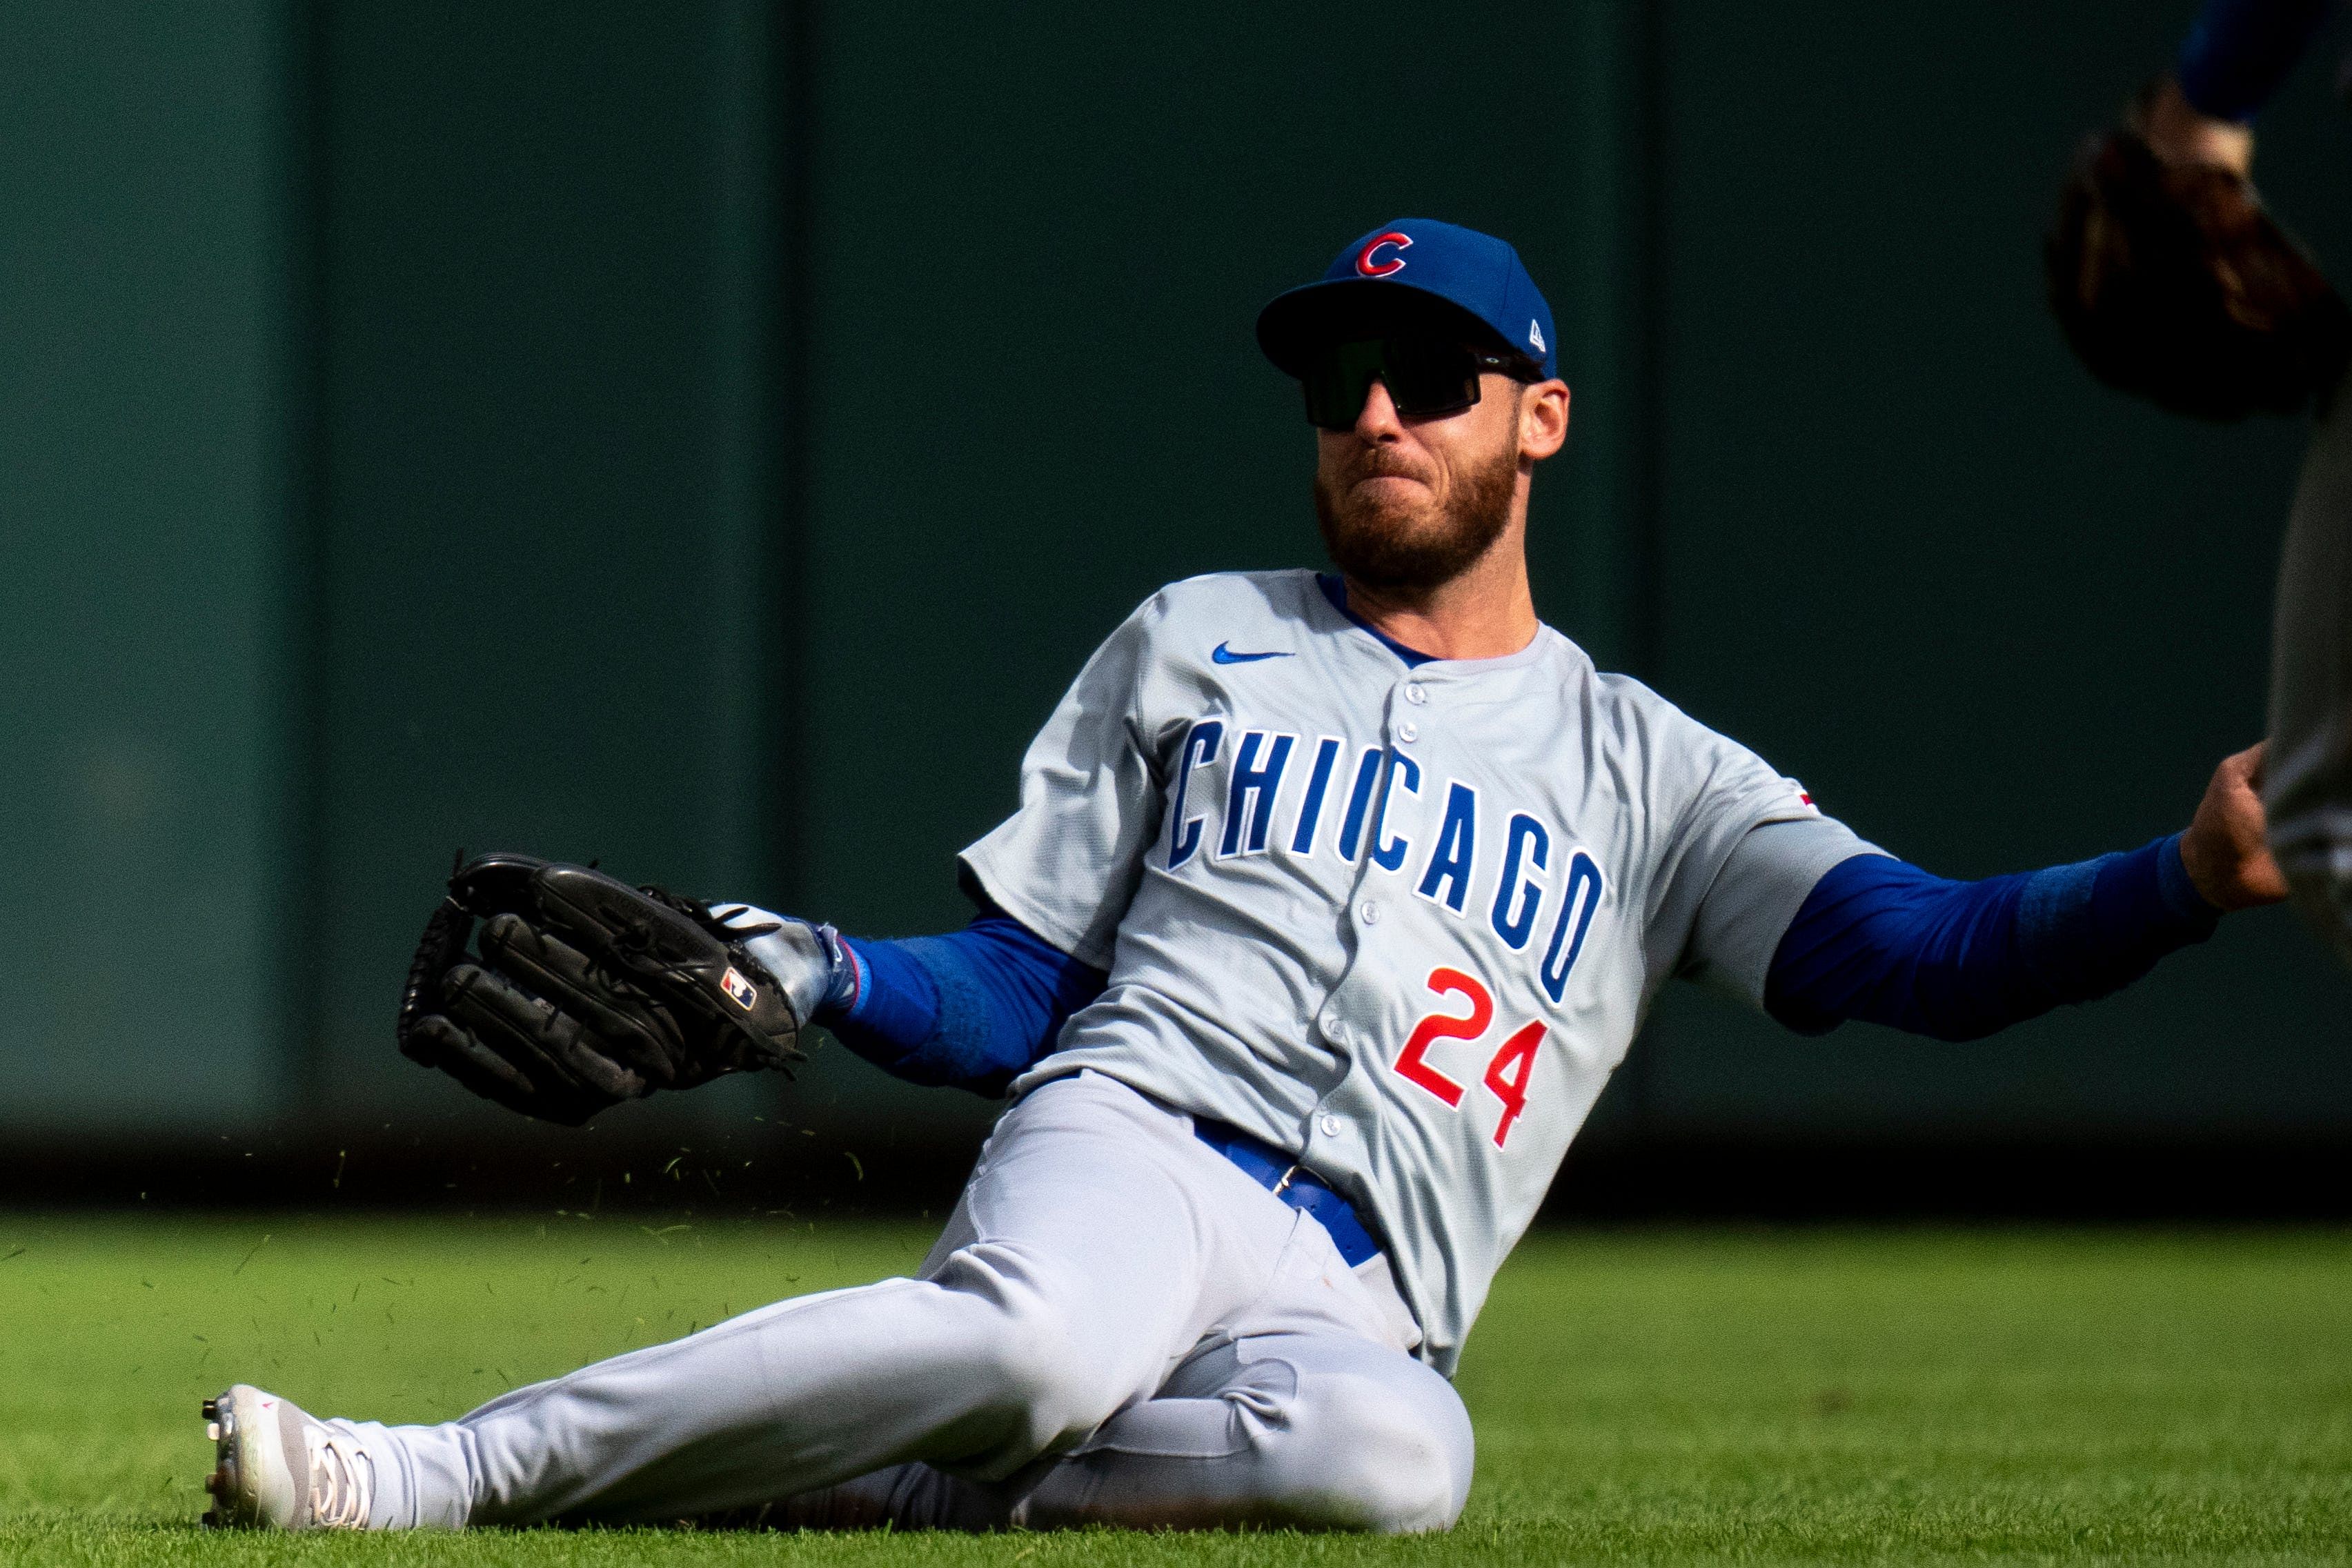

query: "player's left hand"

left=2179, top=742, right=2290, bottom=912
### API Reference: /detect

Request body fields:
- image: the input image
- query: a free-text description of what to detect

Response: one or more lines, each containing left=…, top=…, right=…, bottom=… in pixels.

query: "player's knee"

left=962, top=1296, right=1120, bottom=1456
left=925, top=1242, right=1136, bottom=1453
left=1279, top=1369, right=1473, bottom=1533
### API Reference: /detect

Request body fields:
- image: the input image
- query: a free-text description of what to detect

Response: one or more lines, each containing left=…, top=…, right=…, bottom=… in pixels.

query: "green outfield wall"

left=4, top=0, right=2346, bottom=1158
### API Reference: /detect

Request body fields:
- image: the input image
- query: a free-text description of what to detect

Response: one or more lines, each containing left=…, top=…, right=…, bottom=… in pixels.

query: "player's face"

left=1312, top=373, right=1526, bottom=593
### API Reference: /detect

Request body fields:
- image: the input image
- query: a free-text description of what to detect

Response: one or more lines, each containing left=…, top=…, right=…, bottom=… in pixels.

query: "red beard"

left=1313, top=441, right=1518, bottom=593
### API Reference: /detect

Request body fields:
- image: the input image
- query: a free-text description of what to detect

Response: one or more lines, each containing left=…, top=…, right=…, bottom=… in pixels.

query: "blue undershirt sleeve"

left=1765, top=835, right=2222, bottom=1042
left=814, top=911, right=1109, bottom=1098
left=2177, top=0, right=2331, bottom=121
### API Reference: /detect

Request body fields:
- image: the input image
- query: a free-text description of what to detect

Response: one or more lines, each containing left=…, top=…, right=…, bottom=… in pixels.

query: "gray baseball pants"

left=2270, top=369, right=2352, bottom=966
left=331, top=1071, right=1472, bottom=1532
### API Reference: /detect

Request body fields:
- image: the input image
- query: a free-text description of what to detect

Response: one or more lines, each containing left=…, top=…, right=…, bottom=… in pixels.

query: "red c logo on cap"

left=1356, top=231, right=1412, bottom=277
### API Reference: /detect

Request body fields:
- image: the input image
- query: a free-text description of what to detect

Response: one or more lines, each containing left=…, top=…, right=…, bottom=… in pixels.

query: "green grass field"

left=0, top=1215, right=2344, bottom=1565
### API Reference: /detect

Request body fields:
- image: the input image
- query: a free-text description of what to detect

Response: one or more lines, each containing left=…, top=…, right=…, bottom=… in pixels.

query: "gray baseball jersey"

left=960, top=568, right=1868, bottom=1373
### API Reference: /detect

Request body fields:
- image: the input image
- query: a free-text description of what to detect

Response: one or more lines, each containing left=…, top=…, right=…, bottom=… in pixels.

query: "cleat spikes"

left=201, top=1398, right=218, bottom=1420
left=206, top=1422, right=221, bottom=1442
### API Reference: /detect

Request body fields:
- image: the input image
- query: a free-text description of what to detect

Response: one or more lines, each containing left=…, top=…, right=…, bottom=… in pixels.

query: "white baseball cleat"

left=200, top=1383, right=374, bottom=1530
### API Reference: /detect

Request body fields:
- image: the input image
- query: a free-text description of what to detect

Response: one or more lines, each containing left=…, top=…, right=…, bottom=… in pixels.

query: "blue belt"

left=1193, top=1117, right=1384, bottom=1269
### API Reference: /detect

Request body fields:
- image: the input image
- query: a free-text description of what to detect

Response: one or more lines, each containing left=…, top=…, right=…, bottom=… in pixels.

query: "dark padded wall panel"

left=0, top=4, right=293, bottom=1131
left=308, top=1, right=778, bottom=1131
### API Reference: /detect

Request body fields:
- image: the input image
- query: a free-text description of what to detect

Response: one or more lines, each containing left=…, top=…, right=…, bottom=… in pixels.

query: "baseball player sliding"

left=202, top=219, right=2286, bottom=1534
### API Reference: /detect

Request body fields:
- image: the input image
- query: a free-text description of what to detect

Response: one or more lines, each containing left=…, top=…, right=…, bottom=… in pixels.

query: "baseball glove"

left=2047, top=95, right=2352, bottom=421
left=397, top=852, right=807, bottom=1125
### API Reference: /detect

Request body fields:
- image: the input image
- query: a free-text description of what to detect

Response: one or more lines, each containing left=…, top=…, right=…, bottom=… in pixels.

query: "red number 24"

left=1390, top=967, right=1546, bottom=1149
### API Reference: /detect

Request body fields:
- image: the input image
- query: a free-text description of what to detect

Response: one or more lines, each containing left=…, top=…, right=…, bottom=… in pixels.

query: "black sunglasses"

left=1299, top=336, right=1536, bottom=431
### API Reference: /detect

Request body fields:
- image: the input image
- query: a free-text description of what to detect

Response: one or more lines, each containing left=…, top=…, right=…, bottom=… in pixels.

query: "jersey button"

left=1404, top=683, right=1427, bottom=705
left=1318, top=1113, right=1343, bottom=1138
left=1396, top=721, right=1419, bottom=742
left=1358, top=900, right=1380, bottom=924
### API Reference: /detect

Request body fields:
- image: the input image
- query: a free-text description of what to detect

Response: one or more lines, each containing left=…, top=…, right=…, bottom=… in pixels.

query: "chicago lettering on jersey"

left=1163, top=717, right=1605, bottom=1004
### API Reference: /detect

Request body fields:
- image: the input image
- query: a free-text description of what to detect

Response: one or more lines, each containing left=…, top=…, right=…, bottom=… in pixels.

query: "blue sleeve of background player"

left=2177, top=0, right=2332, bottom=120
left=814, top=912, right=1107, bottom=1098
left=1765, top=835, right=2221, bottom=1041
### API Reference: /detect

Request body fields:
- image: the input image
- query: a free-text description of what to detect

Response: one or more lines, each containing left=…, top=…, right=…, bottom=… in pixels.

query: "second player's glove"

left=396, top=853, right=830, bottom=1125
left=2046, top=88, right=2352, bottom=421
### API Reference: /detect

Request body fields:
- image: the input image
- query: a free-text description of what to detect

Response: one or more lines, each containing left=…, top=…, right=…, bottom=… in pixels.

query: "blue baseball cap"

left=1256, top=218, right=1558, bottom=380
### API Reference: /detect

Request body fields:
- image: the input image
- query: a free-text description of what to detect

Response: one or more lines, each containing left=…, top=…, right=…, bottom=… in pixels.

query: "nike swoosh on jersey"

left=1211, top=643, right=1293, bottom=664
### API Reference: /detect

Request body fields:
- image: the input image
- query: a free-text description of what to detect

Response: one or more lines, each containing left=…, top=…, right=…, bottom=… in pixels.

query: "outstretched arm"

left=1763, top=745, right=2284, bottom=1041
